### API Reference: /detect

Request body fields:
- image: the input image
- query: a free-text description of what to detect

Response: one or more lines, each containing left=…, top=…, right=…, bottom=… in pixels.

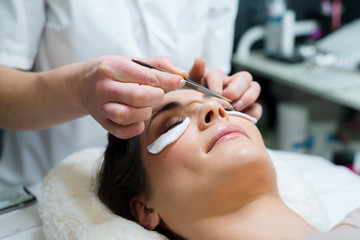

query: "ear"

left=129, top=197, right=161, bottom=230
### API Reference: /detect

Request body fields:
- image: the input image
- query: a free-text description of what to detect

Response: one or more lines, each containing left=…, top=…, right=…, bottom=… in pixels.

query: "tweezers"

left=132, top=59, right=232, bottom=103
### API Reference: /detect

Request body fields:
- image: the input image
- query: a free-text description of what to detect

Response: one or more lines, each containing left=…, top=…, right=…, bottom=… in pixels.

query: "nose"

left=198, top=101, right=228, bottom=130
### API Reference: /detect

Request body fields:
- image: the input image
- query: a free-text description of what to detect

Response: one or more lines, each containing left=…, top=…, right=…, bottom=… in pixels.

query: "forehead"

left=153, top=89, right=212, bottom=110
left=165, top=89, right=203, bottom=102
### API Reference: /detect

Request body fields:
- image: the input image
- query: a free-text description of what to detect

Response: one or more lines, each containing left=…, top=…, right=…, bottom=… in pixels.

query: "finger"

left=99, top=81, right=165, bottom=107
left=232, top=81, right=261, bottom=111
left=130, top=64, right=186, bottom=90
left=146, top=56, right=189, bottom=79
left=222, top=71, right=252, bottom=101
left=97, top=57, right=185, bottom=90
left=241, top=103, right=263, bottom=120
left=103, top=120, right=146, bottom=139
left=188, top=57, right=206, bottom=83
left=204, top=68, right=225, bottom=95
left=102, top=102, right=152, bottom=125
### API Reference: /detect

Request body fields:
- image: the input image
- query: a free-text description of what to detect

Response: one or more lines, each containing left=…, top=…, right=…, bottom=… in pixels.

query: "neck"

left=182, top=195, right=318, bottom=240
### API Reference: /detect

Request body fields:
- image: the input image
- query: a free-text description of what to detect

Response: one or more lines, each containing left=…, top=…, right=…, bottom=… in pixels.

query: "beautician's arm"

left=0, top=55, right=186, bottom=139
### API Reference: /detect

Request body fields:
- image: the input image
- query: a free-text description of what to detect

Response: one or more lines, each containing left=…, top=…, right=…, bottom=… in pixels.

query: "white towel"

left=268, top=150, right=329, bottom=232
left=39, top=148, right=329, bottom=240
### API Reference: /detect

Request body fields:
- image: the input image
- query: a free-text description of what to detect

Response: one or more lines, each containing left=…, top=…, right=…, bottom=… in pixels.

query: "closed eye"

left=163, top=116, right=186, bottom=133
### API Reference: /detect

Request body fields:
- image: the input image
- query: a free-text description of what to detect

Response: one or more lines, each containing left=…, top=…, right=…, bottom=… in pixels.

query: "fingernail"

left=178, top=79, right=185, bottom=88
left=233, top=100, right=244, bottom=110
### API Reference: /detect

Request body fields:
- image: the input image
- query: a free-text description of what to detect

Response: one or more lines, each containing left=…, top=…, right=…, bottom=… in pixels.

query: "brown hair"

left=97, top=133, right=145, bottom=221
left=97, top=133, right=186, bottom=240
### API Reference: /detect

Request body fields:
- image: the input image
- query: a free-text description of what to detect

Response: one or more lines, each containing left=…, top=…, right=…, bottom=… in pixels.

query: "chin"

left=202, top=144, right=277, bottom=207
left=217, top=143, right=275, bottom=179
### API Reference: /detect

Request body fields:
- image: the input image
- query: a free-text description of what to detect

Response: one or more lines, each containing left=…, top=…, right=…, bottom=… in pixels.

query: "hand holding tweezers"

left=132, top=59, right=232, bottom=103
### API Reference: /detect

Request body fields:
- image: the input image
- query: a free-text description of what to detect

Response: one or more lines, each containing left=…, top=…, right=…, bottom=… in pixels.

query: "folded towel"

left=268, top=150, right=329, bottom=232
left=39, top=148, right=329, bottom=240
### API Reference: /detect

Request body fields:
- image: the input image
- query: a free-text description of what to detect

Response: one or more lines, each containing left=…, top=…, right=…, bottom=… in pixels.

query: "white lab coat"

left=0, top=0, right=238, bottom=186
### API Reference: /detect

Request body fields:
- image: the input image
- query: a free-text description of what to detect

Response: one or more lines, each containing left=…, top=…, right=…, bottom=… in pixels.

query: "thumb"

left=145, top=57, right=189, bottom=79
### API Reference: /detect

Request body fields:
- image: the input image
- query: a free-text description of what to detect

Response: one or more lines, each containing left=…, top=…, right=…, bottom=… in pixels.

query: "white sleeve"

left=0, top=0, right=45, bottom=70
left=202, top=0, right=238, bottom=73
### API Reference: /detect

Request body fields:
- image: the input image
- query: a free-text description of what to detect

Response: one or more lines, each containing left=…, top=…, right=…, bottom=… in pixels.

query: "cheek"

left=145, top=135, right=199, bottom=186
left=204, top=143, right=276, bottom=196
left=144, top=135, right=205, bottom=206
left=251, top=128, right=266, bottom=148
left=147, top=126, right=203, bottom=171
left=233, top=118, right=265, bottom=147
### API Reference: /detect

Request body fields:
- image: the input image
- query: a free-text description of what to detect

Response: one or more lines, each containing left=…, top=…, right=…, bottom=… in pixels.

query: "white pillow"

left=39, top=148, right=329, bottom=240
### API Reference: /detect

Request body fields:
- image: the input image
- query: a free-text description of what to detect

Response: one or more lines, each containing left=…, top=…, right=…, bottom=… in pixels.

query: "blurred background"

left=232, top=0, right=360, bottom=173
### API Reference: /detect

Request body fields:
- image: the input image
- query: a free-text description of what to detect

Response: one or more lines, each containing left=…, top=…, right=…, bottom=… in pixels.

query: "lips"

left=207, top=125, right=248, bottom=153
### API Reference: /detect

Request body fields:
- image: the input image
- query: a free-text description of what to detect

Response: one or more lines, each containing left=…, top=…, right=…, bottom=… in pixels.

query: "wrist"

left=40, top=62, right=89, bottom=117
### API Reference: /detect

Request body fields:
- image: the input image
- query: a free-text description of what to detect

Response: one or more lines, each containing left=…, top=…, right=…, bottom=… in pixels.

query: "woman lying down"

left=97, top=89, right=360, bottom=240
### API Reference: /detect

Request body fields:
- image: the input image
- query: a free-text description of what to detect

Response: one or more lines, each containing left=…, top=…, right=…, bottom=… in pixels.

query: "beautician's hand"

left=0, top=56, right=186, bottom=139
left=188, top=58, right=262, bottom=119
left=79, top=56, right=187, bottom=139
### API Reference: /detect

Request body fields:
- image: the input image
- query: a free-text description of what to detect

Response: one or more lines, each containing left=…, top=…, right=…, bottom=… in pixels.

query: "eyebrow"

left=202, top=94, right=212, bottom=100
left=149, top=101, right=182, bottom=127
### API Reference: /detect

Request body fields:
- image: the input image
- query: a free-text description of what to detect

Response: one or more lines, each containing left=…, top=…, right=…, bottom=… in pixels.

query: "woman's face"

left=140, top=89, right=277, bottom=229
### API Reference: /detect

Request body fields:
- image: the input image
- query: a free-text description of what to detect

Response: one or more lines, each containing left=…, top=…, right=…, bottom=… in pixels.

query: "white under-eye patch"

left=226, top=111, right=257, bottom=124
left=147, top=117, right=190, bottom=154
